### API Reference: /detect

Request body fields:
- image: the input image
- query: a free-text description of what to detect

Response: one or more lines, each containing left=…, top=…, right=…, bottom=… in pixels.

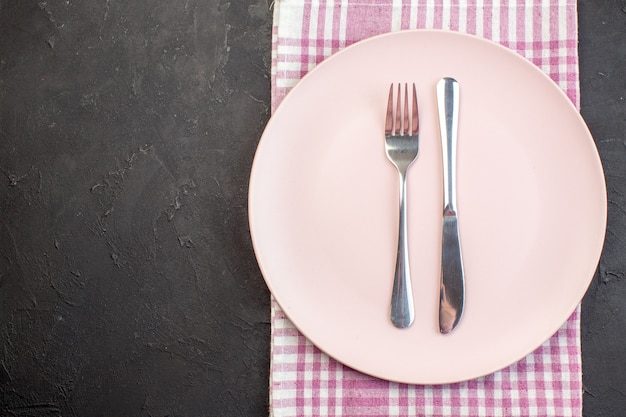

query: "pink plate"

left=249, top=30, right=607, bottom=384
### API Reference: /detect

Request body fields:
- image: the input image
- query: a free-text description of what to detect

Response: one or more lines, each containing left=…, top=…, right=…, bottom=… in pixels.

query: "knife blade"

left=437, top=77, right=465, bottom=334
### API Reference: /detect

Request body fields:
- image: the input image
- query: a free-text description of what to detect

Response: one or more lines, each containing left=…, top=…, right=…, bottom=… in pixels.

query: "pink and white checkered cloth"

left=269, top=1, right=582, bottom=416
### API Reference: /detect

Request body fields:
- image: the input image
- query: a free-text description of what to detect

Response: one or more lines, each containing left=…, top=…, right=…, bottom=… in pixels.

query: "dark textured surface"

left=578, top=0, right=626, bottom=415
left=0, top=1, right=271, bottom=415
left=0, top=0, right=624, bottom=416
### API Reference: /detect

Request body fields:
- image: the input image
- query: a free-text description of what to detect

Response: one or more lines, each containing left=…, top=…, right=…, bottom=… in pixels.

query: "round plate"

left=249, top=30, right=606, bottom=384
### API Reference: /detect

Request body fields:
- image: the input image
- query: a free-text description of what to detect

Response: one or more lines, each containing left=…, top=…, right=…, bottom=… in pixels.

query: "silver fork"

left=385, top=83, right=420, bottom=329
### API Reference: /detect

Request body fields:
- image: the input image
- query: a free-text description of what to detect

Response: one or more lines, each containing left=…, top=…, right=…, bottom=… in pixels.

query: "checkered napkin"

left=269, top=1, right=582, bottom=416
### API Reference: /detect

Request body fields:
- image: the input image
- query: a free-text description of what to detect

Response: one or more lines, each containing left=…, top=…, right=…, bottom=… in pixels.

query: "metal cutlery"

left=384, top=83, right=420, bottom=329
left=437, top=77, right=465, bottom=334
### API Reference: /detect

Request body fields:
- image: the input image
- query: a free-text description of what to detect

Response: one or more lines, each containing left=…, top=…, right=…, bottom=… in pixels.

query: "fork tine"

left=395, top=84, right=401, bottom=136
left=403, top=84, right=409, bottom=135
left=385, top=84, right=394, bottom=136
left=411, top=83, right=419, bottom=135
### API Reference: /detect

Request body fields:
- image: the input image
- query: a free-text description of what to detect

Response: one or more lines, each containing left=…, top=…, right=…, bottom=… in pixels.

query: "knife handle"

left=438, top=77, right=460, bottom=215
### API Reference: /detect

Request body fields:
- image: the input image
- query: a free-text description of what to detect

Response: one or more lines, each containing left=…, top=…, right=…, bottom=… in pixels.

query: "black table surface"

left=0, top=1, right=624, bottom=415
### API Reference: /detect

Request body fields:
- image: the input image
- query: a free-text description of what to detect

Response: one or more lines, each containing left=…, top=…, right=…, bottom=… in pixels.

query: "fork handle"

left=390, top=171, right=415, bottom=328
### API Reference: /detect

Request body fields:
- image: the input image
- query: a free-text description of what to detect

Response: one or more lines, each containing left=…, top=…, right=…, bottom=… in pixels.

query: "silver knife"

left=437, top=77, right=465, bottom=334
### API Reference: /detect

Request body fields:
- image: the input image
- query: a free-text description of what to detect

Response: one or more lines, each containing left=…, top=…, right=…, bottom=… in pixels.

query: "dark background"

left=0, top=0, right=623, bottom=416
